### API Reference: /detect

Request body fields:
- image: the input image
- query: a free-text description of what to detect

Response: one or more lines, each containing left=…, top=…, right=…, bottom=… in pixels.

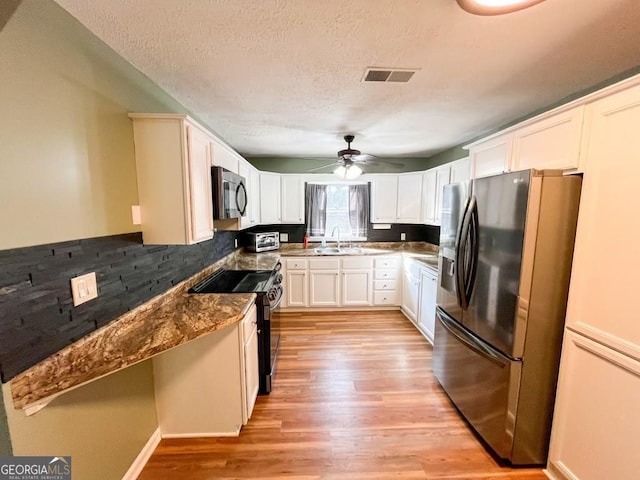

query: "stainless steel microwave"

left=245, top=232, right=280, bottom=252
left=211, top=166, right=247, bottom=219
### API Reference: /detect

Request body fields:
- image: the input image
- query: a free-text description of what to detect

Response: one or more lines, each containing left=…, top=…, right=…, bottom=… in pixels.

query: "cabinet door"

left=469, top=133, right=513, bottom=179
left=244, top=323, right=259, bottom=421
left=260, top=173, right=282, bottom=224
left=250, top=168, right=260, bottom=226
left=342, top=270, right=372, bottom=306
left=418, top=268, right=437, bottom=343
left=370, top=176, right=399, bottom=223
left=186, top=125, right=214, bottom=243
left=286, top=270, right=308, bottom=307
left=281, top=175, right=304, bottom=224
left=565, top=85, right=640, bottom=361
left=547, top=331, right=640, bottom=480
left=397, top=173, right=423, bottom=223
left=434, top=165, right=451, bottom=225
left=309, top=270, right=340, bottom=307
left=237, top=161, right=252, bottom=229
left=512, top=106, right=584, bottom=173
left=449, top=157, right=471, bottom=184
left=401, top=260, right=420, bottom=321
left=422, top=170, right=437, bottom=224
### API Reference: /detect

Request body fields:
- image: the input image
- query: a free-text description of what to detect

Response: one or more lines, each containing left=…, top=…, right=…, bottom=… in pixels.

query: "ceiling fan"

left=306, top=135, right=403, bottom=179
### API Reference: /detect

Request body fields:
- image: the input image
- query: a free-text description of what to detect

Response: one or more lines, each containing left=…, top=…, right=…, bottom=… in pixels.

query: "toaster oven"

left=246, top=232, right=280, bottom=252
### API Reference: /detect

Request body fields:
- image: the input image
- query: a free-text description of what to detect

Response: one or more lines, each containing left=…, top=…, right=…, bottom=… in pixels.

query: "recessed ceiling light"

left=457, top=0, right=546, bottom=15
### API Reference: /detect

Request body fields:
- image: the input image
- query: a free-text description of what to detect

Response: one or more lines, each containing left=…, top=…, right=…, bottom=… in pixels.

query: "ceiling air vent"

left=363, top=68, right=418, bottom=83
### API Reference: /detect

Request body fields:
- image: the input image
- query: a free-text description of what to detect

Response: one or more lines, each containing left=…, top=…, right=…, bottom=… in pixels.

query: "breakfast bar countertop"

left=10, top=255, right=260, bottom=412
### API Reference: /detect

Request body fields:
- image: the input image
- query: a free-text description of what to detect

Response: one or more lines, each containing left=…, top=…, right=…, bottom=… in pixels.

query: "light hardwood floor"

left=139, top=311, right=547, bottom=479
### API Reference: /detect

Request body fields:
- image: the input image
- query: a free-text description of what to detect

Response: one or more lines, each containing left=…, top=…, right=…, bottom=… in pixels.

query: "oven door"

left=433, top=307, right=522, bottom=461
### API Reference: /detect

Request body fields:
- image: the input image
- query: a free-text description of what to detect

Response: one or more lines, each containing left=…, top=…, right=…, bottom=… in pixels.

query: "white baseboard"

left=121, top=428, right=161, bottom=480
left=160, top=429, right=240, bottom=439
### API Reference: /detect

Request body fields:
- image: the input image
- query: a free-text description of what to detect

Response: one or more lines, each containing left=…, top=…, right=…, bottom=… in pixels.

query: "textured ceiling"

left=54, top=0, right=640, bottom=160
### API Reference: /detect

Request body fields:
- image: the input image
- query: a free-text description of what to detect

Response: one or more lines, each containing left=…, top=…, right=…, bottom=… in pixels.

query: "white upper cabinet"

left=565, top=84, right=640, bottom=361
left=422, top=164, right=450, bottom=226
left=511, top=105, right=584, bottom=173
left=469, top=132, right=513, bottom=179
left=280, top=175, right=305, bottom=224
left=186, top=126, right=215, bottom=243
left=396, top=173, right=423, bottom=224
left=129, top=114, right=214, bottom=245
left=370, top=175, right=399, bottom=223
left=449, top=157, right=471, bottom=184
left=259, top=172, right=282, bottom=224
left=211, top=140, right=239, bottom=173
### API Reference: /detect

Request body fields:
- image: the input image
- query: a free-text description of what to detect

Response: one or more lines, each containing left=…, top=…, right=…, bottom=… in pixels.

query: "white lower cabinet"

left=417, top=267, right=437, bottom=343
left=342, top=270, right=372, bottom=306
left=152, top=305, right=258, bottom=437
left=285, top=270, right=308, bottom=307
left=372, top=256, right=401, bottom=306
left=546, top=330, right=640, bottom=480
left=401, top=258, right=420, bottom=320
left=309, top=270, right=341, bottom=307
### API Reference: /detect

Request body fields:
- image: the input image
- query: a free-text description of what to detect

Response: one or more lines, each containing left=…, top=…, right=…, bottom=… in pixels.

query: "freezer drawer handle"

left=438, top=313, right=507, bottom=368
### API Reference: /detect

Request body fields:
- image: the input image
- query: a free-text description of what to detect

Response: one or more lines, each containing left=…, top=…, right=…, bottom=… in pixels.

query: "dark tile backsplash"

left=0, top=231, right=238, bottom=382
left=247, top=223, right=440, bottom=245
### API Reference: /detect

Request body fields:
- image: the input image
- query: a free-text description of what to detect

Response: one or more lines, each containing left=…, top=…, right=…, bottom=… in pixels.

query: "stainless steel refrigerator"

left=433, top=169, right=582, bottom=465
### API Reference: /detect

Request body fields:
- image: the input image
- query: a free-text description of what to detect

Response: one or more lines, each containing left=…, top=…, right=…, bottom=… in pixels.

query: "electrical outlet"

left=71, top=272, right=98, bottom=306
left=280, top=233, right=289, bottom=242
left=401, top=233, right=406, bottom=241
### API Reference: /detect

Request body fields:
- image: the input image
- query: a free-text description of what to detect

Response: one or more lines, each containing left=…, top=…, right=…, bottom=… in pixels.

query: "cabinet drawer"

left=374, top=269, right=397, bottom=280
left=374, top=280, right=397, bottom=291
left=309, top=258, right=340, bottom=270
left=374, top=257, right=399, bottom=269
left=285, top=258, right=308, bottom=270
left=373, top=290, right=398, bottom=305
left=341, top=257, right=373, bottom=270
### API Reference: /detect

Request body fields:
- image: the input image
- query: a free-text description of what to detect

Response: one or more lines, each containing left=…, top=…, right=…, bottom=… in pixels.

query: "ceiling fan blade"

left=351, top=153, right=377, bottom=162
left=305, top=163, right=338, bottom=173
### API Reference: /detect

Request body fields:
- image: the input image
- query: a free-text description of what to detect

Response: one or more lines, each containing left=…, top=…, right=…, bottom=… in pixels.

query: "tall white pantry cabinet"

left=545, top=84, right=640, bottom=480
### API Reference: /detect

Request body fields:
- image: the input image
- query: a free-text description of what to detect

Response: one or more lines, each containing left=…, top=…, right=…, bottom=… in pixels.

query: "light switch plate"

left=71, top=272, right=98, bottom=306
left=131, top=205, right=141, bottom=225
left=401, top=233, right=406, bottom=241
left=280, top=233, right=289, bottom=242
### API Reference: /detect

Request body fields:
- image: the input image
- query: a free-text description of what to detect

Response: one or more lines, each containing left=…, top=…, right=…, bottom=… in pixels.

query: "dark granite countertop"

left=10, top=252, right=262, bottom=411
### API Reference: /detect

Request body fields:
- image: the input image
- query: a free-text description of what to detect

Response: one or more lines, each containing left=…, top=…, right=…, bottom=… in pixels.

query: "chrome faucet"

left=331, top=226, right=342, bottom=249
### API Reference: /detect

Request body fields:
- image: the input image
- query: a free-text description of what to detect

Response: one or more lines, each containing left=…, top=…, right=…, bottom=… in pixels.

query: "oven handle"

left=269, top=285, right=283, bottom=311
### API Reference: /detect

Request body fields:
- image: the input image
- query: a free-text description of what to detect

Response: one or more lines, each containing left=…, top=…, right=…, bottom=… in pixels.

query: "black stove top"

left=190, top=269, right=276, bottom=294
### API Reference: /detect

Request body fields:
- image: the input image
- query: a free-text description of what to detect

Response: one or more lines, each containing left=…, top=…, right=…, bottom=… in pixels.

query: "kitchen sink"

left=313, top=246, right=365, bottom=255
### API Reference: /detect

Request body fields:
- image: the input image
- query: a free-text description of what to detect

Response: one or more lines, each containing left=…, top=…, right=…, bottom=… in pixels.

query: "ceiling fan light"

left=345, top=164, right=363, bottom=179
left=456, top=0, right=546, bottom=15
left=333, top=165, right=347, bottom=178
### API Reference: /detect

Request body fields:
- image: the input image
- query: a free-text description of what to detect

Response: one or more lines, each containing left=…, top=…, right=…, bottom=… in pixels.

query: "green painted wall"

left=0, top=0, right=213, bottom=250
left=3, top=361, right=157, bottom=480
left=246, top=155, right=458, bottom=174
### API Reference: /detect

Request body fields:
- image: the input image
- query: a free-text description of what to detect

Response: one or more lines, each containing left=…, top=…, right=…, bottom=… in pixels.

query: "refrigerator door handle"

left=438, top=310, right=509, bottom=368
left=454, top=196, right=472, bottom=308
left=457, top=196, right=475, bottom=310
left=463, top=196, right=480, bottom=307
